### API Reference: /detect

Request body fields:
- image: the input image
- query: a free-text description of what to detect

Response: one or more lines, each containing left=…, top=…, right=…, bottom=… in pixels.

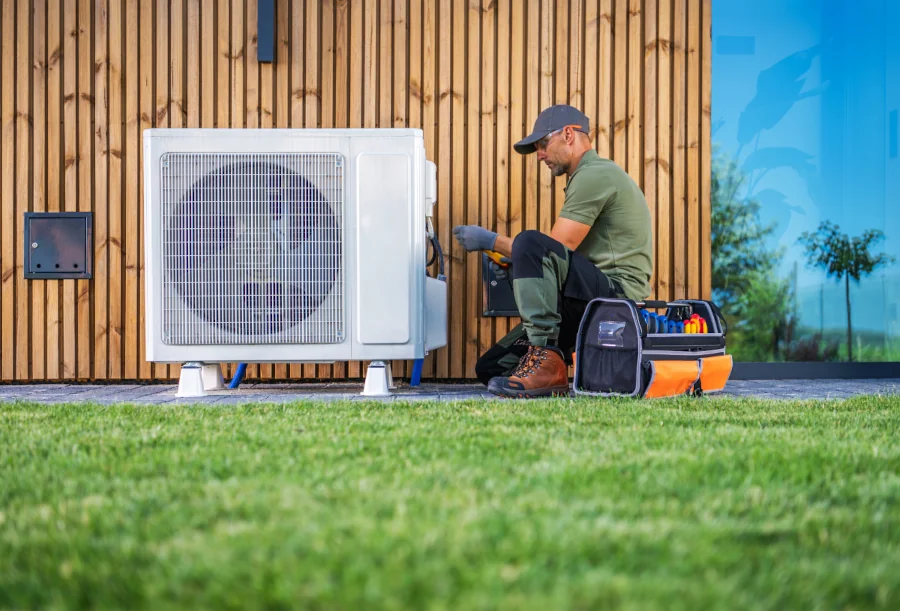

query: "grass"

left=1, top=396, right=899, bottom=610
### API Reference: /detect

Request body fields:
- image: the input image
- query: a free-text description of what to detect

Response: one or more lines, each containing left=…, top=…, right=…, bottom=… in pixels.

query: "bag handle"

left=637, top=300, right=669, bottom=309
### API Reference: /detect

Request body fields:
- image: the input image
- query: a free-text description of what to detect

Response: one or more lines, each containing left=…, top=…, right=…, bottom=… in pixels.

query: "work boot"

left=487, top=345, right=570, bottom=399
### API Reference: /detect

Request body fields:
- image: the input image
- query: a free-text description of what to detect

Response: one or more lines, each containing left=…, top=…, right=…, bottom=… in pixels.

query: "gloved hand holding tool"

left=453, top=225, right=512, bottom=280
left=452, top=225, right=498, bottom=252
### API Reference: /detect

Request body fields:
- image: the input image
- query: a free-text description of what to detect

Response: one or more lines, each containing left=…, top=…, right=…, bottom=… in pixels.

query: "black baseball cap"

left=514, top=104, right=591, bottom=155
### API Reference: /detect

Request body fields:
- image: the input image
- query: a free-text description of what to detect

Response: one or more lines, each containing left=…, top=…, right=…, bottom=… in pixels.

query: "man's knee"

left=511, top=230, right=566, bottom=278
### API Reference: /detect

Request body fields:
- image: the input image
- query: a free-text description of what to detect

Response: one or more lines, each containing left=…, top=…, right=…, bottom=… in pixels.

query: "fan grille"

left=160, top=152, right=344, bottom=345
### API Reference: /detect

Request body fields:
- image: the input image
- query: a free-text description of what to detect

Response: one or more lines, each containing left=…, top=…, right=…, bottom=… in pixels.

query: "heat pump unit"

left=143, top=128, right=447, bottom=396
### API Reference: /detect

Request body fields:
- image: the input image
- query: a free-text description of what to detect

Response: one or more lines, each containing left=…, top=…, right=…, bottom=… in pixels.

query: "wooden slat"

left=316, top=0, right=334, bottom=381
left=379, top=0, right=391, bottom=129
left=62, top=0, right=78, bottom=379
left=274, top=0, right=290, bottom=381
left=243, top=0, right=258, bottom=381
left=551, top=0, right=566, bottom=246
left=32, top=0, right=47, bottom=380
left=201, top=0, right=214, bottom=128
left=47, top=0, right=61, bottom=379
left=493, top=0, right=510, bottom=347
left=507, top=0, right=524, bottom=334
left=108, top=0, right=123, bottom=379
left=124, top=0, right=138, bottom=379
left=672, top=0, right=686, bottom=299
left=435, top=0, right=451, bottom=379
left=393, top=0, right=406, bottom=130
left=47, top=0, right=64, bottom=377
left=525, top=0, right=538, bottom=233
left=138, top=0, right=153, bottom=379
left=657, top=0, right=672, bottom=301
left=538, top=0, right=552, bottom=235
left=449, top=0, right=464, bottom=379
left=77, top=0, right=92, bottom=379
left=258, top=0, right=274, bottom=382
left=465, top=0, right=480, bottom=378
left=93, top=0, right=109, bottom=380
left=643, top=0, right=657, bottom=298
left=15, top=0, right=31, bottom=380
left=151, top=0, right=168, bottom=380
left=230, top=0, right=243, bottom=129
left=220, top=0, right=237, bottom=381
left=701, top=0, right=712, bottom=300
left=613, top=0, right=627, bottom=166
left=0, top=0, right=13, bottom=381
left=569, top=0, right=583, bottom=110
left=306, top=0, right=320, bottom=128
left=217, top=0, right=230, bottom=129
left=598, top=0, right=612, bottom=158
left=331, top=0, right=349, bottom=379
left=400, top=0, right=413, bottom=380
left=303, top=0, right=320, bottom=380
left=584, top=0, right=599, bottom=149
left=335, top=0, right=349, bottom=131
left=289, top=0, right=305, bottom=380
left=687, top=0, right=700, bottom=299
left=187, top=0, right=200, bottom=128
left=419, top=0, right=436, bottom=378
left=477, top=0, right=494, bottom=371
left=626, top=0, right=641, bottom=184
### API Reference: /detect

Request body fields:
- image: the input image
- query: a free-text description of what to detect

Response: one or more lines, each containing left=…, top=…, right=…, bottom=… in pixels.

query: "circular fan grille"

left=163, top=156, right=342, bottom=342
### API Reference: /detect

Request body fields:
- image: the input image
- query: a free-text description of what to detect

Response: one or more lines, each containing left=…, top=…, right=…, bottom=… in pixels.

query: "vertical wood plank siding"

left=0, top=0, right=711, bottom=381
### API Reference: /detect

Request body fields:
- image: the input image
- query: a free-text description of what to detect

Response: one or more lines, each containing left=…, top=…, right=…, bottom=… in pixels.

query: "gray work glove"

left=452, top=225, right=498, bottom=252
left=491, top=257, right=512, bottom=282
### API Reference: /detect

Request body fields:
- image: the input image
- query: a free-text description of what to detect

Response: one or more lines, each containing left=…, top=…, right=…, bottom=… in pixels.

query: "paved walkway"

left=1, top=379, right=898, bottom=405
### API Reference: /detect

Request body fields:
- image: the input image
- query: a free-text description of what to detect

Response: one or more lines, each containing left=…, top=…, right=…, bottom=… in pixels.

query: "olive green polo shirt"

left=559, top=149, right=653, bottom=301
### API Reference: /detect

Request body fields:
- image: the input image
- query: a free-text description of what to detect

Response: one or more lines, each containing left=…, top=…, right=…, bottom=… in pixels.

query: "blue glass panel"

left=712, top=0, right=900, bottom=362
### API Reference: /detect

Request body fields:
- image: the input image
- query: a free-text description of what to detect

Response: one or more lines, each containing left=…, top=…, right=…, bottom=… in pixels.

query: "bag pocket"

left=696, top=354, right=733, bottom=394
left=642, top=359, right=700, bottom=399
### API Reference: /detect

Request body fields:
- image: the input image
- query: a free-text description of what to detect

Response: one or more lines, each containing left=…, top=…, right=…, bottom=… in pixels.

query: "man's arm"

left=550, top=217, right=591, bottom=251
left=487, top=217, right=590, bottom=258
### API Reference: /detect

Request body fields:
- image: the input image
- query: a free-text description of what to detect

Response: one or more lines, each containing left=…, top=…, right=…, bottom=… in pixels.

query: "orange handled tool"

left=485, top=250, right=510, bottom=268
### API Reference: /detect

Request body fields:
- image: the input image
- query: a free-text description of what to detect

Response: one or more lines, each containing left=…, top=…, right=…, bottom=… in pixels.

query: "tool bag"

left=573, top=298, right=732, bottom=398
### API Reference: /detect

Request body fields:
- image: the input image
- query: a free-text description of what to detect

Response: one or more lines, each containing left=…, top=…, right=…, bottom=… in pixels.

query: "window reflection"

left=712, top=0, right=899, bottom=362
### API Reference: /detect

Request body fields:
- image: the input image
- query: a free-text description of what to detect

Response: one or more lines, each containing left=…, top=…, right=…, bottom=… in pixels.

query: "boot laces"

left=512, top=346, right=551, bottom=379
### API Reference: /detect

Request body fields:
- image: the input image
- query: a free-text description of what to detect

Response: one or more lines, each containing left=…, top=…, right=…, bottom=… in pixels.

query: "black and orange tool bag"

left=573, top=298, right=732, bottom=398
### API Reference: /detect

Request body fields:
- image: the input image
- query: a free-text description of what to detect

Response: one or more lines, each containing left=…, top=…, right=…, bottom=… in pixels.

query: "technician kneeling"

left=453, top=104, right=653, bottom=398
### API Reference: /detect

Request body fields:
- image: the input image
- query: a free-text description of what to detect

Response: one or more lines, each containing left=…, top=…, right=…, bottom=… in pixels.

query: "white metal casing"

left=143, top=128, right=446, bottom=363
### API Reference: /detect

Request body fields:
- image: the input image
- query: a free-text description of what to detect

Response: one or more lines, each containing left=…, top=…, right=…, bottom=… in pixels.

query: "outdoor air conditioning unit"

left=143, top=128, right=447, bottom=397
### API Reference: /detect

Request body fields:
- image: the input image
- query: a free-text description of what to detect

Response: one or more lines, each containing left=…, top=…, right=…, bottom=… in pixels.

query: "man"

left=452, top=104, right=653, bottom=398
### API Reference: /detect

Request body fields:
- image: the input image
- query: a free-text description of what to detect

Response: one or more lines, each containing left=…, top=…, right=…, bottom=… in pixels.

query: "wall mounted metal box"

left=23, top=212, right=93, bottom=280
left=481, top=253, right=520, bottom=317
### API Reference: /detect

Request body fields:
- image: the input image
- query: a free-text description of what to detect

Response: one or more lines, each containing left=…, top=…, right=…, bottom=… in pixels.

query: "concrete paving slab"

left=1, top=379, right=899, bottom=405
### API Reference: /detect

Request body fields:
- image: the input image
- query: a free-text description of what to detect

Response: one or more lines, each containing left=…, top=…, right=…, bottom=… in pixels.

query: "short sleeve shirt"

left=559, top=149, right=653, bottom=300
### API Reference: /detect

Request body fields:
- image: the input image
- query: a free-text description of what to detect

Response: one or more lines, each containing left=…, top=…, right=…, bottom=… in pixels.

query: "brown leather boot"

left=487, top=345, right=571, bottom=398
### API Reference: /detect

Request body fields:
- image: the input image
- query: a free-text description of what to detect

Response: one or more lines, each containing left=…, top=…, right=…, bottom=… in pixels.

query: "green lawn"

left=1, top=396, right=899, bottom=610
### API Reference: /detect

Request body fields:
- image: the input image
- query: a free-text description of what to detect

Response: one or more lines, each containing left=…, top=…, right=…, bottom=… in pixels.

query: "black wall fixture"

left=23, top=212, right=93, bottom=280
left=258, top=0, right=275, bottom=63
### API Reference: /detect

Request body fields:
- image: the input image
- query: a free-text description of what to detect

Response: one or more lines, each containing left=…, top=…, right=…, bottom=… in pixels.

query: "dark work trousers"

left=474, top=230, right=624, bottom=385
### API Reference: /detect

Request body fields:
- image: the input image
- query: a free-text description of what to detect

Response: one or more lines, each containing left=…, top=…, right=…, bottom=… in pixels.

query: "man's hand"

left=491, top=257, right=513, bottom=282
left=452, top=225, right=498, bottom=252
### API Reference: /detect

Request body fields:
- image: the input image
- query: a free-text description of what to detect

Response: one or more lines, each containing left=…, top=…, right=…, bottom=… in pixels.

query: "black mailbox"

left=24, top=212, right=93, bottom=280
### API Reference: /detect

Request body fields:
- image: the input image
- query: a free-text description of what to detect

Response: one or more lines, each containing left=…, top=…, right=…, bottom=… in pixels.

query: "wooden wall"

left=0, top=0, right=711, bottom=382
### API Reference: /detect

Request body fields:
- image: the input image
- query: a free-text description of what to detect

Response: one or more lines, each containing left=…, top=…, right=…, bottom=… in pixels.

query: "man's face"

left=535, top=128, right=571, bottom=177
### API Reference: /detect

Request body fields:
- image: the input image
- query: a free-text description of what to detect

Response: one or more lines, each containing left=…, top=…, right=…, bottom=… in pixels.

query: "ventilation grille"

left=160, top=152, right=344, bottom=345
